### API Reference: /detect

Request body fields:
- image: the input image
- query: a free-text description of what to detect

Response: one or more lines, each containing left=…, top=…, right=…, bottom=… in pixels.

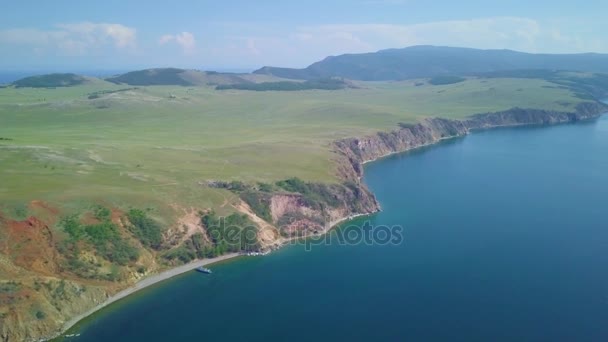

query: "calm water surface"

left=70, top=116, right=608, bottom=341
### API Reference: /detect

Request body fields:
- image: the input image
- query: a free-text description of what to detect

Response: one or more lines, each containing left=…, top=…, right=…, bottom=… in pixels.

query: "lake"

left=70, top=115, right=608, bottom=341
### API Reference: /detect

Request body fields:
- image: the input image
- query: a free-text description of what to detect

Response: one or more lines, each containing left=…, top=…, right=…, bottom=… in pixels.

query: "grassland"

left=0, top=77, right=584, bottom=220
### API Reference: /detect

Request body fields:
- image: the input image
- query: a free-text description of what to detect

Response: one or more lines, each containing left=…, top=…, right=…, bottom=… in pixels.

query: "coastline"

left=276, top=212, right=374, bottom=245
left=335, top=103, right=608, bottom=179
left=55, top=252, right=241, bottom=340
left=52, top=102, right=607, bottom=341
left=54, top=213, right=370, bottom=340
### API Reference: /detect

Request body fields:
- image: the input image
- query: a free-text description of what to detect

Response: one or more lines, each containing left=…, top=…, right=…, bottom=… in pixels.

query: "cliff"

left=267, top=182, right=379, bottom=236
left=236, top=101, right=608, bottom=243
left=230, top=179, right=380, bottom=243
left=333, top=102, right=608, bottom=181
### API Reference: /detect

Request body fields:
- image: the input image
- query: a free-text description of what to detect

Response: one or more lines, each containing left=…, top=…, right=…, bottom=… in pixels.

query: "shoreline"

left=359, top=111, right=607, bottom=167
left=54, top=213, right=369, bottom=340
left=276, top=212, right=374, bottom=246
left=55, top=252, right=241, bottom=340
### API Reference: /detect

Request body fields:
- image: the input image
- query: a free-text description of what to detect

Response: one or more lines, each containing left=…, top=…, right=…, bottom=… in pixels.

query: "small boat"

left=196, top=267, right=212, bottom=274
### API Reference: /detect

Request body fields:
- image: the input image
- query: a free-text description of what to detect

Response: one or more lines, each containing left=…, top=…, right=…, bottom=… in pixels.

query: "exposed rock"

left=270, top=194, right=317, bottom=223
left=334, top=102, right=608, bottom=180
left=266, top=182, right=379, bottom=238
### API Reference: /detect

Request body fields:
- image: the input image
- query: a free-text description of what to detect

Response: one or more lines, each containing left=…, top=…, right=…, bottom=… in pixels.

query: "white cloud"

left=158, top=34, right=174, bottom=45
left=208, top=17, right=608, bottom=68
left=294, top=18, right=555, bottom=54
left=158, top=32, right=196, bottom=54
left=0, top=22, right=136, bottom=56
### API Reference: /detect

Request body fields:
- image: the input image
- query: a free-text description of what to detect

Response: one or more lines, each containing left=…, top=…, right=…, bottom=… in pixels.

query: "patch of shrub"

left=201, top=212, right=260, bottom=253
left=275, top=177, right=341, bottom=210
left=12, top=204, right=28, bottom=220
left=275, top=177, right=308, bottom=194
left=163, top=245, right=196, bottom=263
left=59, top=210, right=139, bottom=267
left=127, top=209, right=163, bottom=250
left=0, top=281, right=21, bottom=294
left=35, top=310, right=46, bottom=320
left=61, top=215, right=85, bottom=240
left=93, top=205, right=111, bottom=221
left=163, top=233, right=215, bottom=263
left=257, top=182, right=274, bottom=192
left=240, top=191, right=272, bottom=222
left=84, top=222, right=139, bottom=265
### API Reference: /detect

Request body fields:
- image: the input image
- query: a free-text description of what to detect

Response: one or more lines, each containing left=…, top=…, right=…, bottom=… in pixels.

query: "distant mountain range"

left=253, top=46, right=608, bottom=81
left=7, top=46, right=608, bottom=94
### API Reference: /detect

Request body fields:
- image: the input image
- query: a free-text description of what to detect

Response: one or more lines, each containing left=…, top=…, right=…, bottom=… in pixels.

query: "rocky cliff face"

left=267, top=101, right=607, bottom=238
left=333, top=102, right=608, bottom=181
left=265, top=182, right=379, bottom=238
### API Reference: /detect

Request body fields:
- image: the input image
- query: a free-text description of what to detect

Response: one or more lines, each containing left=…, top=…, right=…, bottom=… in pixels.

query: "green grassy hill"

left=12, top=73, right=88, bottom=88
left=0, top=75, right=596, bottom=214
left=106, top=68, right=280, bottom=86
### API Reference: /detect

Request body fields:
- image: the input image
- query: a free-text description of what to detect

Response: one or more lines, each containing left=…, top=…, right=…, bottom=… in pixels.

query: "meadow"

left=0, top=77, right=582, bottom=220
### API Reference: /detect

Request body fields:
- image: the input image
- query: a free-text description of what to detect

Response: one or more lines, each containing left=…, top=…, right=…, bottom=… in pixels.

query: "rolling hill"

left=253, top=45, right=608, bottom=81
left=11, top=73, right=88, bottom=88
left=106, top=68, right=256, bottom=86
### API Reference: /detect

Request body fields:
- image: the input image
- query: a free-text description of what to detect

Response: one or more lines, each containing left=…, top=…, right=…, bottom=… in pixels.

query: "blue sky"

left=1, top=0, right=606, bottom=71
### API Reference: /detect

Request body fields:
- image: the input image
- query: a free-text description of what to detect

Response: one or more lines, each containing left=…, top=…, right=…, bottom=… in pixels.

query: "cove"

left=67, top=116, right=608, bottom=341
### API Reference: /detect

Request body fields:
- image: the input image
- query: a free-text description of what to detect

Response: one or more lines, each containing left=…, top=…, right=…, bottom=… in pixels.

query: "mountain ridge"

left=253, top=45, right=608, bottom=81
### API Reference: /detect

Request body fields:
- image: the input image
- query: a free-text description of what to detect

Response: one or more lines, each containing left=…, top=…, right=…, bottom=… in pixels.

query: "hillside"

left=253, top=46, right=608, bottom=81
left=106, top=68, right=264, bottom=86
left=216, top=78, right=356, bottom=91
left=11, top=73, right=88, bottom=88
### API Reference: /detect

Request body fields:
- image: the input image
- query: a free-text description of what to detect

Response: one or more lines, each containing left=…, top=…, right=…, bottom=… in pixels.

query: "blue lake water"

left=70, top=115, right=608, bottom=341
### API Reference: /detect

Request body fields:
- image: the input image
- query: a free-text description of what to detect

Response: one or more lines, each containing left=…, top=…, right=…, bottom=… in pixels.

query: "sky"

left=1, top=0, right=607, bottom=71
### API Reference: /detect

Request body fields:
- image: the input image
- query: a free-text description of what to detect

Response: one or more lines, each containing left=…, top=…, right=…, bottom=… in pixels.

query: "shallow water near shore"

left=66, top=115, right=608, bottom=341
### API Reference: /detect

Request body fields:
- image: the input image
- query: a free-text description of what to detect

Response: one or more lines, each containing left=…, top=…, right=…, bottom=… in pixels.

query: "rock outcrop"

left=265, top=182, right=379, bottom=237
